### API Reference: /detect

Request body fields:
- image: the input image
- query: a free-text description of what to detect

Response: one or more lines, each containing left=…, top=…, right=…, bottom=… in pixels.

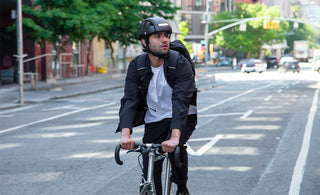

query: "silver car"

left=241, top=59, right=267, bottom=73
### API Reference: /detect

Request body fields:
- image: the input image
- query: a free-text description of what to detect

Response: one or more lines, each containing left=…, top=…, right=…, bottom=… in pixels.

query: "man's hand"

left=120, top=128, right=135, bottom=150
left=161, top=129, right=181, bottom=153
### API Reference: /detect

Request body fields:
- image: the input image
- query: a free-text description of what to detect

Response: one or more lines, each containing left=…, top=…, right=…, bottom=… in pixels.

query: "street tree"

left=179, top=21, right=193, bottom=55
left=14, top=0, right=178, bottom=77
left=212, top=3, right=288, bottom=58
left=82, top=0, right=117, bottom=74
left=101, top=0, right=178, bottom=72
left=21, top=0, right=99, bottom=82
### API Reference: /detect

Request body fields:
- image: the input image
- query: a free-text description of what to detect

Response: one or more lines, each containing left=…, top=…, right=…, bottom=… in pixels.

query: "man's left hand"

left=161, top=129, right=181, bottom=153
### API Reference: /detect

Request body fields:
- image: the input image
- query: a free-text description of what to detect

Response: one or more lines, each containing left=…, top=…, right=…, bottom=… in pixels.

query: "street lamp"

left=14, top=0, right=26, bottom=105
left=204, top=0, right=212, bottom=66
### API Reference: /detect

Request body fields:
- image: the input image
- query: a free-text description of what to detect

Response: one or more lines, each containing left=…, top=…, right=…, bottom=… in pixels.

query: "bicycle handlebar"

left=114, top=143, right=182, bottom=168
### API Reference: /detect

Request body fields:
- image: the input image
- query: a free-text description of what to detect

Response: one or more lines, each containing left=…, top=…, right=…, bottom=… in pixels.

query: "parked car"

left=313, top=59, right=320, bottom=73
left=238, top=58, right=251, bottom=69
left=241, top=59, right=267, bottom=73
left=191, top=54, right=203, bottom=64
left=279, top=56, right=296, bottom=66
left=217, top=56, right=232, bottom=66
left=265, top=56, right=278, bottom=68
left=279, top=60, right=300, bottom=73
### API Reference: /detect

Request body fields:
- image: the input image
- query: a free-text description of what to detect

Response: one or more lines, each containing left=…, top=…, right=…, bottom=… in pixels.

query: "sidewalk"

left=0, top=73, right=126, bottom=110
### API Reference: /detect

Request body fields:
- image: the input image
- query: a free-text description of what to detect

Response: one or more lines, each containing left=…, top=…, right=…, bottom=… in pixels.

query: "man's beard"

left=149, top=50, right=168, bottom=58
left=147, top=45, right=169, bottom=58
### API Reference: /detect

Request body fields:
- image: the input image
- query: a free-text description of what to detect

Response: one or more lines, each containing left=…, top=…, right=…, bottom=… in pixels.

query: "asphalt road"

left=0, top=63, right=319, bottom=195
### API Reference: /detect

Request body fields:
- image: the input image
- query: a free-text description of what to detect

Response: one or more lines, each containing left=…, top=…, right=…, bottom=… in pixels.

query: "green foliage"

left=179, top=21, right=189, bottom=41
left=107, top=0, right=179, bottom=47
left=285, top=22, right=318, bottom=52
left=13, top=0, right=178, bottom=74
left=212, top=3, right=288, bottom=58
left=99, top=0, right=178, bottom=70
left=22, top=0, right=91, bottom=45
left=179, top=21, right=193, bottom=54
left=14, top=0, right=178, bottom=49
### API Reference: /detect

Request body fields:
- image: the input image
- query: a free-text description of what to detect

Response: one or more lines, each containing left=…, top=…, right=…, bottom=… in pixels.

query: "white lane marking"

left=0, top=102, right=116, bottom=135
left=240, top=109, right=254, bottom=119
left=0, top=105, right=41, bottom=115
left=198, top=84, right=273, bottom=113
left=277, top=89, right=282, bottom=93
left=264, top=95, right=272, bottom=101
left=198, top=112, right=244, bottom=117
left=189, top=166, right=252, bottom=172
left=42, top=105, right=78, bottom=111
left=187, top=134, right=224, bottom=156
left=289, top=87, right=319, bottom=195
left=0, top=115, right=14, bottom=118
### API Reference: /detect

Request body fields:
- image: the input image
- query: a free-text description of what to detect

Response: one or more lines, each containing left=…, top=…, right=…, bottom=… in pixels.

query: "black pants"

left=142, top=115, right=197, bottom=195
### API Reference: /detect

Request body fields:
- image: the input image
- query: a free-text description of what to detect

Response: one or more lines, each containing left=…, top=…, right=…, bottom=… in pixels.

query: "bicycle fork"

left=164, top=158, right=172, bottom=195
left=142, top=147, right=172, bottom=195
left=146, top=149, right=155, bottom=185
left=144, top=148, right=156, bottom=194
left=145, top=150, right=171, bottom=195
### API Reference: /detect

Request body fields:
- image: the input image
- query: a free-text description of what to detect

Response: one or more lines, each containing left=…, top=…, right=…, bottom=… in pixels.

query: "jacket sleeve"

left=170, top=55, right=196, bottom=132
left=116, top=57, right=141, bottom=133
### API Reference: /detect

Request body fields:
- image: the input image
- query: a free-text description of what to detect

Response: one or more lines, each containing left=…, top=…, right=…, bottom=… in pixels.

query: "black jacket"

left=116, top=51, right=197, bottom=134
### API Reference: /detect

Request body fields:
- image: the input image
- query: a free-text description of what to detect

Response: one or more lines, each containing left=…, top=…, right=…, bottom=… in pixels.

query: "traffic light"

left=263, top=19, right=280, bottom=30
left=271, top=20, right=280, bottom=29
left=263, top=20, right=271, bottom=29
left=200, top=40, right=206, bottom=52
left=209, top=44, right=214, bottom=53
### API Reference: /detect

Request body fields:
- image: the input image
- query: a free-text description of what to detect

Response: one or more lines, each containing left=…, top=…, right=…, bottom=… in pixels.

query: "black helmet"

left=137, top=17, right=172, bottom=40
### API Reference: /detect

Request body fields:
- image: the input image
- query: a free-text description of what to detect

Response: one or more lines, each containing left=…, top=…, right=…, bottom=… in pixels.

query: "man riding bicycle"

left=116, top=17, right=197, bottom=195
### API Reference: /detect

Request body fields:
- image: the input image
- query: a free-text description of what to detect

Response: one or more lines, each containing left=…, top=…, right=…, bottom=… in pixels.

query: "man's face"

left=145, top=31, right=170, bottom=56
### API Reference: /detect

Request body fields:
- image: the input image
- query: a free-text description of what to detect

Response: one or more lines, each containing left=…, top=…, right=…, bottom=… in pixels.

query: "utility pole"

left=14, top=0, right=26, bottom=105
left=204, top=0, right=211, bottom=66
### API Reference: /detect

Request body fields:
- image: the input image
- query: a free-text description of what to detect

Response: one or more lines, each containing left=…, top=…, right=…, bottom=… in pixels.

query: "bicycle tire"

left=140, top=184, right=153, bottom=195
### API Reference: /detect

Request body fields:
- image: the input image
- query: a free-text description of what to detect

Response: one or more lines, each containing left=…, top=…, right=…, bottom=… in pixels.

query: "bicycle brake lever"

left=155, top=148, right=163, bottom=156
left=127, top=145, right=142, bottom=153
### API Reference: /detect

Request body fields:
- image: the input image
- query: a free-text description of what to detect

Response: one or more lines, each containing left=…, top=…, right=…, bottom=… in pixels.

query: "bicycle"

left=115, top=143, right=182, bottom=195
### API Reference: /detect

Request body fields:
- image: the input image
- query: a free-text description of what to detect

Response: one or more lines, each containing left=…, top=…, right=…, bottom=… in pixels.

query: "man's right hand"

left=120, top=128, right=135, bottom=150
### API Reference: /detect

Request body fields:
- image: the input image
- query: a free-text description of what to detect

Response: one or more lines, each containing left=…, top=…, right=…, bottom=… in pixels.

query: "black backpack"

left=136, top=40, right=196, bottom=88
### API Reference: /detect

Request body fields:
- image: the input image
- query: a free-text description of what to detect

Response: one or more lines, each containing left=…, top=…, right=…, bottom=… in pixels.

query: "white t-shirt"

left=144, top=64, right=197, bottom=124
left=145, top=65, right=172, bottom=123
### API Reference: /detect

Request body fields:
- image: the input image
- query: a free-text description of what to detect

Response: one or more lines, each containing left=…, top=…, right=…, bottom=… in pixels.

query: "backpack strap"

left=136, top=51, right=179, bottom=88
left=136, top=53, right=148, bottom=81
left=167, top=50, right=180, bottom=88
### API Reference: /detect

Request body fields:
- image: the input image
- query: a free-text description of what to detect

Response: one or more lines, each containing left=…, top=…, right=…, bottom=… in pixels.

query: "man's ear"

left=141, top=38, right=147, bottom=48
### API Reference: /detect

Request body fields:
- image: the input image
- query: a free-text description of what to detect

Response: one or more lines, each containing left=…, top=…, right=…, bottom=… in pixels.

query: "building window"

left=73, top=42, right=80, bottom=65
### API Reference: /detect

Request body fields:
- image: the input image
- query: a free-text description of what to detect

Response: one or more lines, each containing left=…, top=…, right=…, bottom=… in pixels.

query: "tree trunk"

left=123, top=45, right=127, bottom=73
left=86, top=38, right=93, bottom=75
left=246, top=51, right=251, bottom=59
left=110, top=45, right=115, bottom=69
left=52, top=45, right=61, bottom=85
left=106, top=41, right=116, bottom=70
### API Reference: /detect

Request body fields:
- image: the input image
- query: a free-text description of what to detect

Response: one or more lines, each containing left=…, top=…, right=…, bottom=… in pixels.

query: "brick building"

left=0, top=0, right=91, bottom=85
